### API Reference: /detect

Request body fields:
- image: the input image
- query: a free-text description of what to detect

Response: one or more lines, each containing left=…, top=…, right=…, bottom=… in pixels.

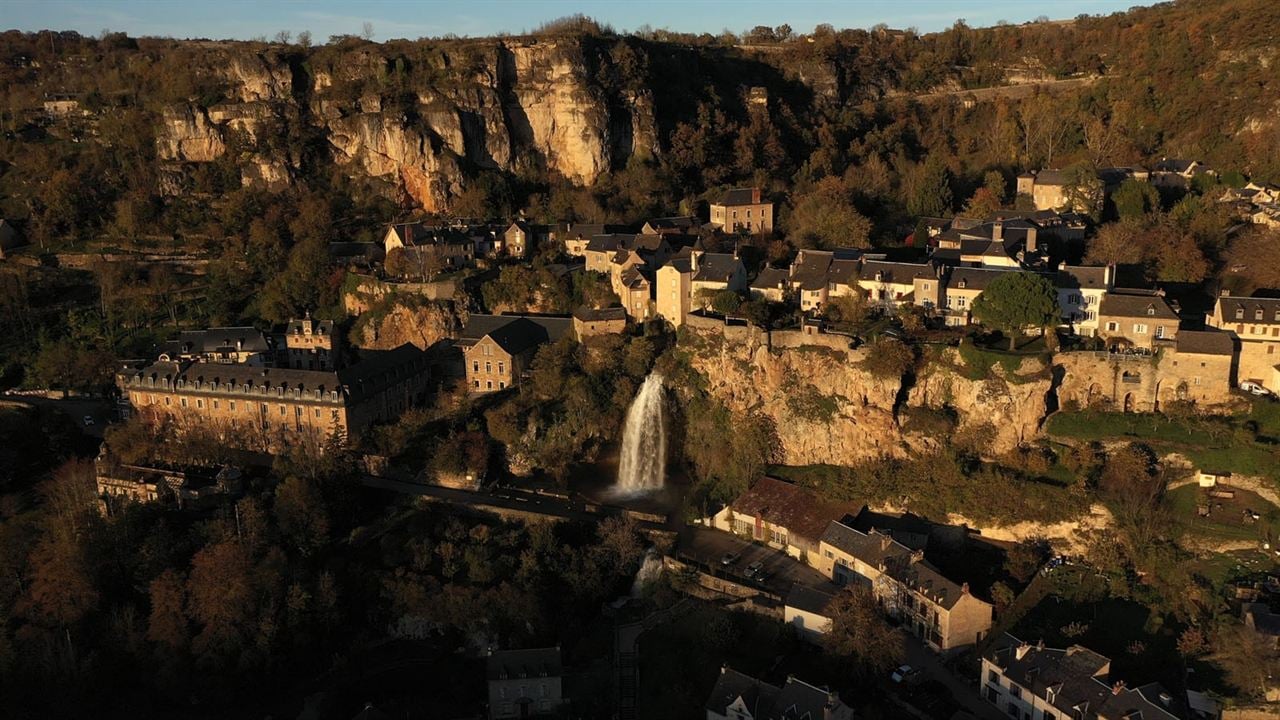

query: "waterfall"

left=630, top=548, right=664, bottom=596
left=615, top=372, right=666, bottom=495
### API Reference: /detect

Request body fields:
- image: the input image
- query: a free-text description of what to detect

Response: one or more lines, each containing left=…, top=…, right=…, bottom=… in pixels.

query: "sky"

left=5, top=0, right=1148, bottom=41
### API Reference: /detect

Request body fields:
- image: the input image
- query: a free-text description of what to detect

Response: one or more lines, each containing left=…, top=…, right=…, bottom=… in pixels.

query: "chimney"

left=751, top=187, right=761, bottom=204
left=992, top=221, right=1003, bottom=241
left=1026, top=227, right=1038, bottom=254
left=1015, top=642, right=1032, bottom=660
left=961, top=582, right=970, bottom=595
left=691, top=250, right=701, bottom=273
left=1112, top=681, right=1126, bottom=696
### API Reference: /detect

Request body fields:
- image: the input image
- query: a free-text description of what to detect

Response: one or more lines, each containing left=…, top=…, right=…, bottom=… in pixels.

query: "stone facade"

left=710, top=187, right=773, bottom=233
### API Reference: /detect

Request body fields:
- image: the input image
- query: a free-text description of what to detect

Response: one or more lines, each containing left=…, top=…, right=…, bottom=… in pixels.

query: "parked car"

left=719, top=552, right=740, bottom=567
left=891, top=665, right=923, bottom=685
left=1241, top=381, right=1272, bottom=397
left=82, top=415, right=95, bottom=426
left=744, top=561, right=765, bottom=578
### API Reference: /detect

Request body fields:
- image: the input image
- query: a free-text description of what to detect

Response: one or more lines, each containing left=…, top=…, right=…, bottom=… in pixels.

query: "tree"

left=709, top=289, right=742, bottom=316
left=1112, top=178, right=1160, bottom=218
left=907, top=157, right=954, bottom=218
left=787, top=176, right=872, bottom=249
left=970, top=272, right=1058, bottom=349
left=1212, top=623, right=1280, bottom=700
left=824, top=586, right=904, bottom=675
left=962, top=187, right=1003, bottom=218
left=274, top=476, right=330, bottom=557
left=146, top=569, right=189, bottom=652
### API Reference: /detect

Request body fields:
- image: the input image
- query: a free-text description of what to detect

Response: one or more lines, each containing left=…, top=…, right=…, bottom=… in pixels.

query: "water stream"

left=614, top=372, right=666, bottom=496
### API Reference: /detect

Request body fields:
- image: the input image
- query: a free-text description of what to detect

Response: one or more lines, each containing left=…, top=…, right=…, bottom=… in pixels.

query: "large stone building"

left=1206, top=294, right=1280, bottom=391
left=383, top=221, right=475, bottom=276
left=486, top=647, right=563, bottom=719
left=458, top=314, right=574, bottom=393
left=707, top=476, right=858, bottom=561
left=117, top=344, right=430, bottom=453
left=282, top=315, right=341, bottom=370
left=656, top=249, right=748, bottom=327
left=710, top=187, right=774, bottom=234
left=817, top=519, right=993, bottom=652
left=1016, top=167, right=1147, bottom=213
left=982, top=634, right=1187, bottom=720
left=159, top=326, right=274, bottom=365
left=95, top=451, right=242, bottom=511
left=1058, top=330, right=1236, bottom=413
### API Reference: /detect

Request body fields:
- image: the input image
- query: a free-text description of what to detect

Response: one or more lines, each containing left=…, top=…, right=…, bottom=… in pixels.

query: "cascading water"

left=629, top=548, right=664, bottom=596
left=615, top=372, right=666, bottom=495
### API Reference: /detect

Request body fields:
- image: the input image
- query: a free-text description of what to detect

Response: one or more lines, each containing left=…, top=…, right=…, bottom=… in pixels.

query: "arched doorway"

left=1123, top=393, right=1134, bottom=413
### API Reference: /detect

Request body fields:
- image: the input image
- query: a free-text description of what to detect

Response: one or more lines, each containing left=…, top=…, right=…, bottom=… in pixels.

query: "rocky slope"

left=150, top=39, right=662, bottom=210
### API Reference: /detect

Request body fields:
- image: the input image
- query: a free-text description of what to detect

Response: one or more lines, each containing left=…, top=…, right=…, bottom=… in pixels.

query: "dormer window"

left=958, top=279, right=967, bottom=289
left=1236, top=307, right=1245, bottom=320
left=1257, top=309, right=1265, bottom=321
left=1147, top=307, right=1155, bottom=316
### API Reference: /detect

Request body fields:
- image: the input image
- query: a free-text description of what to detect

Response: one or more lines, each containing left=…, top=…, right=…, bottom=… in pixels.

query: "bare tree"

left=361, top=22, right=375, bottom=41
left=274, top=30, right=292, bottom=45
left=297, top=30, right=312, bottom=48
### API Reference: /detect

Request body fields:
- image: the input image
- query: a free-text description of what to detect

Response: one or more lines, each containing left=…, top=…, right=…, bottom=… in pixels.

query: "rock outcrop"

left=351, top=296, right=462, bottom=351
left=910, top=349, right=1053, bottom=454
left=153, top=38, right=645, bottom=207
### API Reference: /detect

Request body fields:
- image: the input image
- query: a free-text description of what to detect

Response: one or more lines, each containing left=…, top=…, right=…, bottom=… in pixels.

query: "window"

left=499, top=382, right=506, bottom=389
left=1009, top=685, right=1021, bottom=699
left=1133, top=323, right=1148, bottom=334
left=279, top=405, right=286, bottom=416
left=769, top=528, right=787, bottom=545
left=196, top=399, right=203, bottom=409
left=1236, top=307, right=1245, bottom=319
left=473, top=380, right=480, bottom=388
left=180, top=397, right=187, bottom=408
left=315, top=409, right=321, bottom=418
left=957, top=297, right=967, bottom=308
left=229, top=400, right=236, bottom=411
left=1155, top=325, right=1165, bottom=339
left=1257, top=309, right=1265, bottom=320
left=473, top=361, right=479, bottom=372
left=498, top=361, right=505, bottom=374
left=486, top=381, right=493, bottom=389
left=485, top=361, right=492, bottom=373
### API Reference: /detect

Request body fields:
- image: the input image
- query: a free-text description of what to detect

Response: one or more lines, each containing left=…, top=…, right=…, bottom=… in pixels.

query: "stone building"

left=1097, top=290, right=1180, bottom=350
left=708, top=476, right=858, bottom=562
left=572, top=306, right=627, bottom=339
left=282, top=315, right=341, bottom=370
left=159, top=326, right=274, bottom=365
left=710, top=187, right=774, bottom=234
left=817, top=519, right=993, bottom=652
left=486, top=647, right=563, bottom=719
left=116, top=344, right=430, bottom=454
left=1206, top=294, right=1280, bottom=392
left=1055, top=265, right=1114, bottom=337
left=705, top=667, right=853, bottom=720
left=458, top=314, right=574, bottom=393
left=1057, top=330, right=1236, bottom=413
left=95, top=451, right=242, bottom=512
left=656, top=249, right=748, bottom=327
left=981, top=634, right=1187, bottom=720
left=382, top=221, right=475, bottom=275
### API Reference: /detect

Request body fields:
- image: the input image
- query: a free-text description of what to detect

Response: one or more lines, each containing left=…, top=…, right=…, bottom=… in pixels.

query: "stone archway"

left=1123, top=392, right=1135, bottom=413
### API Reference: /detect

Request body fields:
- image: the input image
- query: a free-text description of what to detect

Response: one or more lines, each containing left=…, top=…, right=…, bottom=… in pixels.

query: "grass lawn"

left=1165, top=484, right=1280, bottom=544
left=1047, top=410, right=1280, bottom=482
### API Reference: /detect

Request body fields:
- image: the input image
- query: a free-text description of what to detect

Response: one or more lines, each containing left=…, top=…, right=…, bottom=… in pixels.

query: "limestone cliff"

left=351, top=296, right=463, bottom=351
left=679, top=323, right=1054, bottom=464
left=153, top=39, right=640, bottom=207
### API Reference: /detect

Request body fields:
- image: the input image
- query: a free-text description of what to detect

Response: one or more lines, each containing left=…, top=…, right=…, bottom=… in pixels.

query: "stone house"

left=1097, top=290, right=1180, bottom=350
left=705, top=667, right=853, bottom=720
left=117, top=344, right=430, bottom=454
left=1166, top=330, right=1235, bottom=404
left=382, top=222, right=475, bottom=275
left=708, top=476, right=858, bottom=562
left=557, top=223, right=627, bottom=257
left=858, top=259, right=942, bottom=312
left=788, top=249, right=862, bottom=313
left=656, top=249, right=748, bottom=327
left=784, top=585, right=838, bottom=642
left=487, top=647, right=563, bottom=719
left=641, top=216, right=699, bottom=236
left=710, top=187, right=774, bottom=234
left=1017, top=167, right=1146, bottom=213
left=1151, top=158, right=1216, bottom=190
left=981, top=634, right=1187, bottom=720
left=572, top=306, right=627, bottom=338
left=817, top=520, right=992, bottom=652
left=1206, top=294, right=1280, bottom=392
left=1058, top=331, right=1236, bottom=414
left=750, top=266, right=791, bottom=303
left=941, top=267, right=1011, bottom=326
left=502, top=220, right=552, bottom=258
left=95, top=451, right=242, bottom=512
left=458, top=314, right=574, bottom=393
left=1055, top=265, right=1114, bottom=337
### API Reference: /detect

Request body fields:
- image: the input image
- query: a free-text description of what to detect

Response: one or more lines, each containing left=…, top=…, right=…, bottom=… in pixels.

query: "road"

left=903, top=638, right=1005, bottom=720
left=1, top=393, right=111, bottom=438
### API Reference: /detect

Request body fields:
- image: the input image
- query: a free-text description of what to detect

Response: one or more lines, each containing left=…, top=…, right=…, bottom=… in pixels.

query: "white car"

left=82, top=415, right=95, bottom=426
left=891, top=664, right=923, bottom=684
left=1240, top=381, right=1272, bottom=397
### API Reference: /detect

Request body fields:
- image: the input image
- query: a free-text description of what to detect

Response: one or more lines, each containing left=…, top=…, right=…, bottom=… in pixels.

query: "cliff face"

left=154, top=39, right=639, bottom=209
left=679, top=325, right=1051, bottom=465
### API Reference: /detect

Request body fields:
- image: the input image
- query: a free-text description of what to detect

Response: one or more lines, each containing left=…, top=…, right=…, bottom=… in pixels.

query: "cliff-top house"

left=710, top=187, right=774, bottom=234
left=458, top=314, right=574, bottom=393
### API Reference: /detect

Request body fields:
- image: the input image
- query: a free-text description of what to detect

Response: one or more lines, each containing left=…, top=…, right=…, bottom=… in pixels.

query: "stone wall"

left=1056, top=350, right=1240, bottom=414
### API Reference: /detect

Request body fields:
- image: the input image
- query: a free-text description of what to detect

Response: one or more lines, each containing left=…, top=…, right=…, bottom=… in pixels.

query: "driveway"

left=1, top=393, right=110, bottom=438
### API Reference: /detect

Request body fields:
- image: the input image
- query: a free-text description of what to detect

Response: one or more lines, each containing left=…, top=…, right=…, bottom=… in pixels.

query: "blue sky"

left=5, top=0, right=1147, bottom=41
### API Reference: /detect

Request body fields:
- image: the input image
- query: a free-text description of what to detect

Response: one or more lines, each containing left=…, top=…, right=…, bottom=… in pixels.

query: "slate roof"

left=458, top=314, right=574, bottom=351
left=790, top=251, right=834, bottom=291
left=1245, top=602, right=1280, bottom=636
left=820, top=520, right=972, bottom=610
left=1216, top=296, right=1280, bottom=326
left=165, top=327, right=271, bottom=356
left=717, top=187, right=764, bottom=206
left=1175, top=330, right=1234, bottom=356
left=572, top=306, right=627, bottom=322
left=848, top=507, right=932, bottom=550
left=773, top=677, right=840, bottom=720
left=1099, top=291, right=1179, bottom=321
left=859, top=260, right=935, bottom=284
left=705, top=667, right=780, bottom=717
left=732, top=477, right=858, bottom=545
left=785, top=585, right=837, bottom=616
left=751, top=267, right=790, bottom=291
left=486, top=647, right=562, bottom=681
left=644, top=216, right=697, bottom=232
left=692, top=253, right=742, bottom=283
left=1056, top=265, right=1111, bottom=291
left=948, top=267, right=1012, bottom=292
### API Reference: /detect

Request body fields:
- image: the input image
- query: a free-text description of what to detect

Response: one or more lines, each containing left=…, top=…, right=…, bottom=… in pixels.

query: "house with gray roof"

left=817, top=519, right=992, bottom=652
left=487, top=646, right=563, bottom=719
left=710, top=187, right=774, bottom=234
left=1098, top=290, right=1180, bottom=350
left=705, top=667, right=852, bottom=720
left=1055, top=264, right=1116, bottom=337
left=458, top=314, right=574, bottom=393
left=982, top=634, right=1188, bottom=720
left=656, top=249, right=747, bottom=327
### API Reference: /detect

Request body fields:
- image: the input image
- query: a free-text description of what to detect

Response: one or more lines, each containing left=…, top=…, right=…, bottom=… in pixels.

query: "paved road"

left=1, top=394, right=111, bottom=438
left=361, top=475, right=669, bottom=532
left=903, top=638, right=1005, bottom=720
